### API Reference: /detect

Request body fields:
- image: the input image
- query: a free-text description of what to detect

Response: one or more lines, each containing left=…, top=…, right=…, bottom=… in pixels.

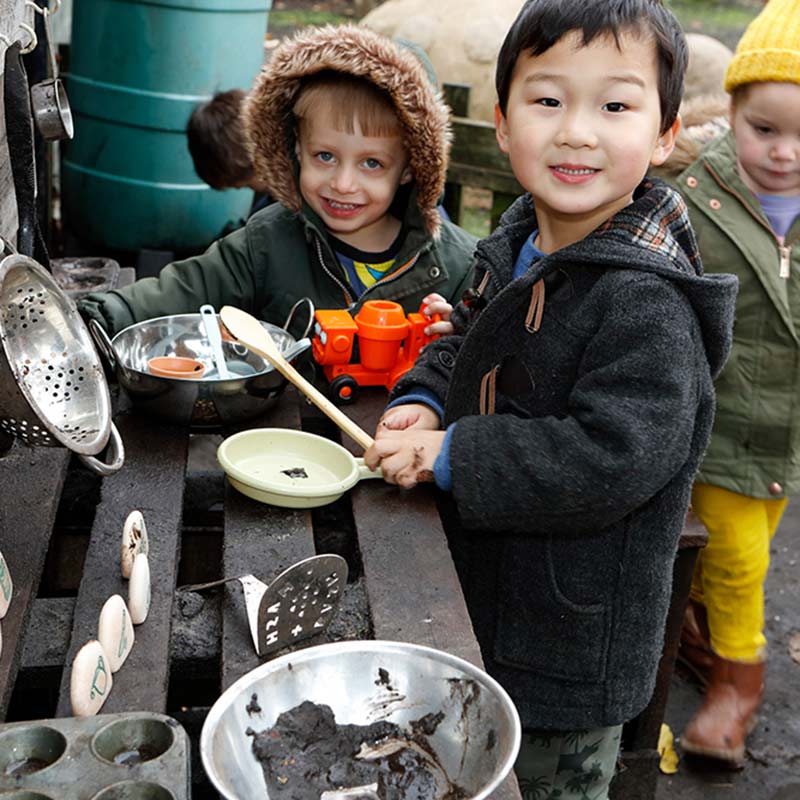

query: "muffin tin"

left=0, top=712, right=190, bottom=799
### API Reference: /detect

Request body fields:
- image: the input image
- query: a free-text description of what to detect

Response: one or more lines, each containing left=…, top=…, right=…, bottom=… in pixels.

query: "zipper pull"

left=779, top=244, right=791, bottom=279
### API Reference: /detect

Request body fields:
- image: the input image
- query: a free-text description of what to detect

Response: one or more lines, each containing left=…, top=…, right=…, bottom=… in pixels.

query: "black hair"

left=187, top=89, right=254, bottom=190
left=495, top=0, right=688, bottom=133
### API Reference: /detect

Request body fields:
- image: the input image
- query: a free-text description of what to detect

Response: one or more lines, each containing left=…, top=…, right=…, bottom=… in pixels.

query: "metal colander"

left=0, top=249, right=124, bottom=475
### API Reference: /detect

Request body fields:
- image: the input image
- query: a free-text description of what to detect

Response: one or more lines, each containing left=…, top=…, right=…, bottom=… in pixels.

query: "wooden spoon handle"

left=264, top=350, right=375, bottom=450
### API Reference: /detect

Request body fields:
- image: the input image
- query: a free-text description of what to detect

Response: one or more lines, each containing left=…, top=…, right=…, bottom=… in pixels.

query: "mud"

left=248, top=700, right=466, bottom=800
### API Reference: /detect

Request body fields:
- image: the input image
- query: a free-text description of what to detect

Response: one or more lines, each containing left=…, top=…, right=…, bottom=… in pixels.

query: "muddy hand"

left=366, top=429, right=445, bottom=489
left=376, top=403, right=440, bottom=437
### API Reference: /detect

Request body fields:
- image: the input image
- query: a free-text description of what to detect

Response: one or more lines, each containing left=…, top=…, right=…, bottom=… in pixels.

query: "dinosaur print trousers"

left=515, top=724, right=623, bottom=800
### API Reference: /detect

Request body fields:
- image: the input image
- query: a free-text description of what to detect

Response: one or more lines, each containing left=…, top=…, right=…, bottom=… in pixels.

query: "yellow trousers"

left=690, top=483, right=787, bottom=661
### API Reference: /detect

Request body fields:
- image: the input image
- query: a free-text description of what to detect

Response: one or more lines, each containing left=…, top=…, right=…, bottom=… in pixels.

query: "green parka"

left=77, top=192, right=476, bottom=337
left=78, top=25, right=477, bottom=336
left=677, top=130, right=800, bottom=498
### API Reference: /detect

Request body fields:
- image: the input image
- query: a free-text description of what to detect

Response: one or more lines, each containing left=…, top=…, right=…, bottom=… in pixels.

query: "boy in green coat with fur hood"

left=79, top=26, right=476, bottom=337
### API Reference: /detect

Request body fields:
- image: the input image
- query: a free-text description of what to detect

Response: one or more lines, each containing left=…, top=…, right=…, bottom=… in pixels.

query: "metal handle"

left=89, top=318, right=117, bottom=370
left=356, top=459, right=382, bottom=481
left=282, top=336, right=311, bottom=362
left=177, top=575, right=249, bottom=592
left=282, top=296, right=316, bottom=340
left=200, top=304, right=230, bottom=379
left=78, top=421, right=125, bottom=476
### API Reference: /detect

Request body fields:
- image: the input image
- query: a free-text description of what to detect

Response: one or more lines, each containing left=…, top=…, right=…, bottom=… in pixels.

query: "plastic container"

left=354, top=300, right=410, bottom=371
left=63, top=0, right=272, bottom=252
left=0, top=712, right=190, bottom=799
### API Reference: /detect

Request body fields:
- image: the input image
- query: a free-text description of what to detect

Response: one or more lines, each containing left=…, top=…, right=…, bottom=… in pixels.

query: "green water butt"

left=64, top=0, right=271, bottom=252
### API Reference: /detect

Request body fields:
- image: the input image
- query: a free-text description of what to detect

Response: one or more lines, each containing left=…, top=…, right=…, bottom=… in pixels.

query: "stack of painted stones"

left=69, top=510, right=151, bottom=717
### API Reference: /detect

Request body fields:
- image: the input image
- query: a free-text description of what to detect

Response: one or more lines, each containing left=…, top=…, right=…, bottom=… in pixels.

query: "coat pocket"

left=493, top=534, right=609, bottom=683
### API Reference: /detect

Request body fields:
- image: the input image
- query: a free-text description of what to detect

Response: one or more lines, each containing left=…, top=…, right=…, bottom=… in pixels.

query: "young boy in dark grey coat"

left=365, top=0, right=738, bottom=795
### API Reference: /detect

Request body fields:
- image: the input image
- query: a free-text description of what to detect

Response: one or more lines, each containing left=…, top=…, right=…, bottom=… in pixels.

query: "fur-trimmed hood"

left=655, top=94, right=731, bottom=180
left=243, top=25, right=451, bottom=236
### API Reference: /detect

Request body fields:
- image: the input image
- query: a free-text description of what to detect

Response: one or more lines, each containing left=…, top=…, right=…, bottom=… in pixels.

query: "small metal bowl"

left=91, top=309, right=312, bottom=428
left=200, top=640, right=521, bottom=800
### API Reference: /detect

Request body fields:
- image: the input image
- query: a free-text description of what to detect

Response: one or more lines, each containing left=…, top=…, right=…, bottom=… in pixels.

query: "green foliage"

left=268, top=10, right=353, bottom=36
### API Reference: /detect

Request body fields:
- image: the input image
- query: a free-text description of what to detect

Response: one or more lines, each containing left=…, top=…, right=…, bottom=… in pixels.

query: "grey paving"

left=657, top=500, right=800, bottom=800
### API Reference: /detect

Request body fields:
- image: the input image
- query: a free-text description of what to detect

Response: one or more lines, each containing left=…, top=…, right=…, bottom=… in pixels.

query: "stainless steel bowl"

left=201, top=640, right=521, bottom=800
left=90, top=307, right=312, bottom=428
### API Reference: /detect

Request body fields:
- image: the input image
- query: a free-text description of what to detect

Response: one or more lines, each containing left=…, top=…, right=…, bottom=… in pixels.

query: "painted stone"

left=98, top=594, right=135, bottom=672
left=0, top=550, right=12, bottom=619
left=128, top=552, right=151, bottom=624
left=121, top=510, right=148, bottom=579
left=70, top=640, right=113, bottom=717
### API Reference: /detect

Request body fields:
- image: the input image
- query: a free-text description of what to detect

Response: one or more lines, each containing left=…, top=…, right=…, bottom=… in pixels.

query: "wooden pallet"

left=1, top=386, right=520, bottom=799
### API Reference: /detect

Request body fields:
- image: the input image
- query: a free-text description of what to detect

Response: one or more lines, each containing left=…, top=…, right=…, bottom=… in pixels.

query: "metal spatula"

left=178, top=554, right=348, bottom=657
left=219, top=305, right=374, bottom=450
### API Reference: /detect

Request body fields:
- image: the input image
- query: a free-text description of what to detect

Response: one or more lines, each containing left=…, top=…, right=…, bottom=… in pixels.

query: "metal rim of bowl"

left=111, top=314, right=296, bottom=383
left=199, top=639, right=522, bottom=800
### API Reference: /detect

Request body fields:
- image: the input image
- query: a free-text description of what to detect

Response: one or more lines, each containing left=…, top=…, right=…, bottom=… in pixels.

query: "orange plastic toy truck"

left=311, top=300, right=439, bottom=403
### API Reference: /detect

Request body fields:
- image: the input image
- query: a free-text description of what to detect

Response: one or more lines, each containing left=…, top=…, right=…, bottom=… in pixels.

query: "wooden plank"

left=343, top=391, right=520, bottom=800
left=450, top=117, right=518, bottom=175
left=447, top=163, right=523, bottom=197
left=56, top=413, right=188, bottom=716
left=0, top=444, right=69, bottom=718
left=220, top=394, right=317, bottom=689
left=342, top=391, right=484, bottom=666
left=443, top=82, right=471, bottom=117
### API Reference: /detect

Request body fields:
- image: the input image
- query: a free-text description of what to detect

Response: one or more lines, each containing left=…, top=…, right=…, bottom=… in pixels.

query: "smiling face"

left=295, top=103, right=412, bottom=252
left=495, top=28, right=679, bottom=252
left=731, top=82, right=800, bottom=198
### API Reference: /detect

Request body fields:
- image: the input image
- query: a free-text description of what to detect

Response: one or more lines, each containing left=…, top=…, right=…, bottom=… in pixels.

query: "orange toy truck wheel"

left=329, top=374, right=359, bottom=404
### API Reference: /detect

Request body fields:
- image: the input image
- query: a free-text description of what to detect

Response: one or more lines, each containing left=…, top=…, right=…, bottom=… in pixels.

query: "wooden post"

left=354, top=0, right=385, bottom=17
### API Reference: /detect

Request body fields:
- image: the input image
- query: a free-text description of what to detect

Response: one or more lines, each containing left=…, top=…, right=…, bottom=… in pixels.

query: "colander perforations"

left=0, top=257, right=111, bottom=454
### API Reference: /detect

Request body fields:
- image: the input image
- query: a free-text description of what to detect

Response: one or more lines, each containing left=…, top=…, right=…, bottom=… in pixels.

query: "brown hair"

left=187, top=89, right=254, bottom=189
left=292, top=72, right=402, bottom=138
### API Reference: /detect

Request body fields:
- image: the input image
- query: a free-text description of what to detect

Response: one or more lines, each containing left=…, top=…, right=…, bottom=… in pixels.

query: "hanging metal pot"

left=28, top=6, right=73, bottom=142
left=0, top=243, right=124, bottom=475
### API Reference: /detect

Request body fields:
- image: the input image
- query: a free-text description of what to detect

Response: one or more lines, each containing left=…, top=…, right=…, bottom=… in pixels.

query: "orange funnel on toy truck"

left=312, top=300, right=439, bottom=403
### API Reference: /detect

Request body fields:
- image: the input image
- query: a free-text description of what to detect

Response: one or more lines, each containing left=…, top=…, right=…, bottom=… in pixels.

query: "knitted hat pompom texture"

left=724, top=0, right=800, bottom=92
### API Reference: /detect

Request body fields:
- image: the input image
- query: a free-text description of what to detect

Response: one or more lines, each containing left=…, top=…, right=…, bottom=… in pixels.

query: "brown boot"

left=677, top=599, right=714, bottom=688
left=680, top=656, right=765, bottom=766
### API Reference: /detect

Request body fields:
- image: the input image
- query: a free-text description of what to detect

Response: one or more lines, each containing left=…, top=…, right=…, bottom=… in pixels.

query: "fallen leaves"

left=658, top=723, right=679, bottom=774
left=789, top=632, right=800, bottom=665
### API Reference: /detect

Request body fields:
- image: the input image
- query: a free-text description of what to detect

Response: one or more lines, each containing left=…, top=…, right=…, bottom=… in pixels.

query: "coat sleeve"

left=78, top=225, right=258, bottom=335
left=449, top=274, right=706, bottom=535
left=389, top=262, right=491, bottom=402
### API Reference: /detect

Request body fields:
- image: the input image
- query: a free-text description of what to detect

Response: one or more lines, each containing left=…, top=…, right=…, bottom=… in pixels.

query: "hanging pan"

left=0, top=245, right=124, bottom=475
left=217, top=428, right=382, bottom=509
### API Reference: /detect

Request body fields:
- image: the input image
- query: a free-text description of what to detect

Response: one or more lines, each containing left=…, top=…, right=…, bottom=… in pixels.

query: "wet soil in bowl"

left=247, top=699, right=467, bottom=800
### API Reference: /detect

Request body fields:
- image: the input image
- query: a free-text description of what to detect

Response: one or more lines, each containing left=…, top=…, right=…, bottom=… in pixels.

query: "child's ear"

left=650, top=115, right=681, bottom=167
left=400, top=164, right=413, bottom=185
left=495, top=103, right=511, bottom=154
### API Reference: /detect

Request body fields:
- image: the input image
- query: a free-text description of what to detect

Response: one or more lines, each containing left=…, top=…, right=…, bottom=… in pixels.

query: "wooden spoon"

left=219, top=306, right=374, bottom=450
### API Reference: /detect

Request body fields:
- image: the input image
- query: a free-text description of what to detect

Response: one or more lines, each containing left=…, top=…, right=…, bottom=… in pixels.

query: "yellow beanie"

left=724, top=0, right=800, bottom=92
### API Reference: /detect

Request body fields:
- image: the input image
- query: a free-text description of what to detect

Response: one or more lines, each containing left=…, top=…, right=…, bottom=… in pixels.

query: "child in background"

left=79, top=26, right=475, bottom=338
left=186, top=89, right=273, bottom=215
left=365, top=0, right=738, bottom=795
left=674, top=0, right=800, bottom=766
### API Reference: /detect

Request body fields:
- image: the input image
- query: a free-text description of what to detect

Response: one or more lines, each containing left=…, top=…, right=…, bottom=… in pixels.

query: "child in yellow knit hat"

left=674, top=0, right=800, bottom=766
